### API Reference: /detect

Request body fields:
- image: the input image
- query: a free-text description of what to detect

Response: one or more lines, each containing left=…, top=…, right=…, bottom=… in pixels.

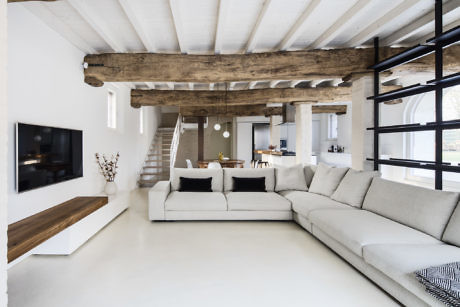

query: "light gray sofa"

left=149, top=164, right=460, bottom=307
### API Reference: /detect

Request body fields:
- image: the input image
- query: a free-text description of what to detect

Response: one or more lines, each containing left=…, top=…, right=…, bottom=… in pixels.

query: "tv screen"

left=16, top=123, right=83, bottom=193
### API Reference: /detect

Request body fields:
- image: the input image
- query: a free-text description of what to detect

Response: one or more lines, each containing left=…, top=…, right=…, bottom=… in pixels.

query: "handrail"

left=169, top=114, right=182, bottom=171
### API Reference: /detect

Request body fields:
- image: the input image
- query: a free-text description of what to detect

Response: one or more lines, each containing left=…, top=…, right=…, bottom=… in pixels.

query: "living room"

left=1, top=0, right=460, bottom=306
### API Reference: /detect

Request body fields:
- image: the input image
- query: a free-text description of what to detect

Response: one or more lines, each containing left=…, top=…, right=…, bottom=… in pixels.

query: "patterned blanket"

left=415, top=262, right=460, bottom=307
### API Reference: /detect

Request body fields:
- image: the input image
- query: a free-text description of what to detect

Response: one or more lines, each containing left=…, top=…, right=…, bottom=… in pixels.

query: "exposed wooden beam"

left=180, top=105, right=283, bottom=117
left=24, top=3, right=96, bottom=54
left=312, top=105, right=347, bottom=114
left=180, top=104, right=347, bottom=117
left=277, top=0, right=320, bottom=50
left=384, top=99, right=403, bottom=105
left=244, top=0, right=271, bottom=53
left=118, top=0, right=155, bottom=52
left=310, top=0, right=371, bottom=49
left=347, top=0, right=421, bottom=47
left=131, top=87, right=351, bottom=108
left=68, top=0, right=126, bottom=52
left=84, top=46, right=460, bottom=86
left=381, top=0, right=459, bottom=46
left=214, top=0, right=230, bottom=54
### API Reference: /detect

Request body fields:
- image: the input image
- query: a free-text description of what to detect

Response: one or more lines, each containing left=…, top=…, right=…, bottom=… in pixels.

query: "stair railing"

left=169, top=114, right=182, bottom=171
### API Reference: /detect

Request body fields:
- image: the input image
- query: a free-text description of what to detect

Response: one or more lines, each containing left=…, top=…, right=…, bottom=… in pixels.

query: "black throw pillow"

left=232, top=177, right=266, bottom=192
left=179, top=177, right=212, bottom=192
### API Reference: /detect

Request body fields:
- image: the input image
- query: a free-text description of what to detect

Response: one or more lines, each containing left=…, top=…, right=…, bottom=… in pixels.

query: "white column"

left=295, top=103, right=312, bottom=164
left=0, top=0, right=7, bottom=305
left=351, top=76, right=374, bottom=171
left=269, top=115, right=281, bottom=150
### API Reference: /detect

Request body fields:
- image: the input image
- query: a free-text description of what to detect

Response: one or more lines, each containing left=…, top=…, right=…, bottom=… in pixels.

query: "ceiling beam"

left=84, top=46, right=460, bottom=86
left=413, top=18, right=460, bottom=46
left=67, top=0, right=126, bottom=52
left=118, top=0, right=155, bottom=52
left=381, top=0, right=459, bottom=46
left=24, top=3, right=96, bottom=54
left=310, top=0, right=371, bottom=49
left=248, top=81, right=258, bottom=89
left=347, top=0, right=421, bottom=47
left=180, top=105, right=282, bottom=117
left=277, top=0, right=320, bottom=50
left=214, top=0, right=230, bottom=54
left=168, top=0, right=187, bottom=54
left=312, top=105, right=347, bottom=114
left=131, top=87, right=352, bottom=108
left=244, top=0, right=271, bottom=53
left=289, top=80, right=304, bottom=88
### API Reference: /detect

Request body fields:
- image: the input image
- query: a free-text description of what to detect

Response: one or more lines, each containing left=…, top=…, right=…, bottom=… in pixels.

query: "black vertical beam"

left=197, top=116, right=204, bottom=162
left=373, top=37, right=379, bottom=171
left=435, top=0, right=443, bottom=190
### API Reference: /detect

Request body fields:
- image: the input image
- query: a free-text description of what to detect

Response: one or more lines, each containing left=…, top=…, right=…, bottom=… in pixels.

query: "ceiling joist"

left=83, top=46, right=460, bottom=87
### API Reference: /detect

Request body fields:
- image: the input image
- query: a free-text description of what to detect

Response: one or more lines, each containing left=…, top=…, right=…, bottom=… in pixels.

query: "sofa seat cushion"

left=226, top=192, right=291, bottom=211
left=165, top=192, right=227, bottom=211
left=309, top=209, right=441, bottom=257
left=280, top=191, right=353, bottom=218
left=363, top=244, right=460, bottom=306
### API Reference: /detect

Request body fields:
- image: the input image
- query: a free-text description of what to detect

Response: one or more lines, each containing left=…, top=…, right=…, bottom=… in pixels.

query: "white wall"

left=7, top=5, right=159, bottom=224
left=0, top=1, right=8, bottom=305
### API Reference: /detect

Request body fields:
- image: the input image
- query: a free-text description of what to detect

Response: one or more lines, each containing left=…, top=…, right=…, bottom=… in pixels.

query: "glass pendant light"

left=214, top=123, right=221, bottom=131
left=223, top=121, right=230, bottom=138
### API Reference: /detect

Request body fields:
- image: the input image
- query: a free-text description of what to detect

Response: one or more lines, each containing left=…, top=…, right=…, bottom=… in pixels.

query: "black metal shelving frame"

left=367, top=0, right=460, bottom=190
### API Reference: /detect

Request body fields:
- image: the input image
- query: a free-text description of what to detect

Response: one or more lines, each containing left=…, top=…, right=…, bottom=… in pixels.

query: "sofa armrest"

left=148, top=181, right=171, bottom=221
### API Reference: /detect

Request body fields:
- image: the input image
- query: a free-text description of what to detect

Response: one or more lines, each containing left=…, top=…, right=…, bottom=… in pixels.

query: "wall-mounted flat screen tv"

left=16, top=123, right=83, bottom=193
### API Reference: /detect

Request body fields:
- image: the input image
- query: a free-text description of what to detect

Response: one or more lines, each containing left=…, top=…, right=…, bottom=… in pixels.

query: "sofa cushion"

left=308, top=163, right=349, bottom=197
left=280, top=191, right=353, bottom=218
left=331, top=169, right=379, bottom=208
left=363, top=244, right=460, bottom=306
left=165, top=192, right=227, bottom=211
left=442, top=202, right=460, bottom=247
left=303, top=164, right=316, bottom=187
left=363, top=177, right=459, bottom=239
left=171, top=168, right=223, bottom=192
left=226, top=192, right=291, bottom=211
left=179, top=177, right=212, bottom=192
left=224, top=168, right=275, bottom=192
left=275, top=164, right=308, bottom=192
left=309, top=209, right=441, bottom=257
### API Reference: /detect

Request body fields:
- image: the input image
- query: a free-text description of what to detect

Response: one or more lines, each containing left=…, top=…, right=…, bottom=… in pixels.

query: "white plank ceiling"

left=15, top=0, right=460, bottom=90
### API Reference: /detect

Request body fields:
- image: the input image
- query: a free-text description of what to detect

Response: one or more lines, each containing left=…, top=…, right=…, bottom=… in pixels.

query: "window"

left=327, top=113, right=337, bottom=139
left=405, top=85, right=460, bottom=186
left=107, top=90, right=117, bottom=129
left=139, top=108, right=144, bottom=134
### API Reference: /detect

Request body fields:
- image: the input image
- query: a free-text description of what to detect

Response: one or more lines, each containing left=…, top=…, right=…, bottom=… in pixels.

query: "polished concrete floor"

left=8, top=189, right=399, bottom=307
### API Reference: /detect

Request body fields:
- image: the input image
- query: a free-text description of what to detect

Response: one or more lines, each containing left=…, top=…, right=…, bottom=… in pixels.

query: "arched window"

left=405, top=85, right=460, bottom=187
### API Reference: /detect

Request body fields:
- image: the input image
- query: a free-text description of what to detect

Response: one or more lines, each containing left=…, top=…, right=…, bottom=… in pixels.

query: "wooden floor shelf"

left=8, top=196, right=108, bottom=263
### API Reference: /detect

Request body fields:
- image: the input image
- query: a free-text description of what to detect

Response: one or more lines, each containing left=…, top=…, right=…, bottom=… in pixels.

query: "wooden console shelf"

left=8, top=196, right=108, bottom=263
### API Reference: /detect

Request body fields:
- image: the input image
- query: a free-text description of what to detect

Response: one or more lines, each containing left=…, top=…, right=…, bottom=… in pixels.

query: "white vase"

left=104, top=181, right=117, bottom=195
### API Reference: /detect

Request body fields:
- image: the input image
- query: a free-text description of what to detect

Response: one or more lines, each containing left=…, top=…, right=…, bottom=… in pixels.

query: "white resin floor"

left=8, top=189, right=399, bottom=307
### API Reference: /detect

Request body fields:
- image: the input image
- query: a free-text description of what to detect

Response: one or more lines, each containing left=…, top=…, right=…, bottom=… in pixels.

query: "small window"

left=139, top=108, right=144, bottom=134
left=107, top=90, right=117, bottom=129
left=328, top=113, right=338, bottom=139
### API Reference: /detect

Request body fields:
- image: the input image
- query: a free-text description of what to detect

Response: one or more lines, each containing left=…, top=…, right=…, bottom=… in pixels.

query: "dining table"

left=197, top=159, right=245, bottom=168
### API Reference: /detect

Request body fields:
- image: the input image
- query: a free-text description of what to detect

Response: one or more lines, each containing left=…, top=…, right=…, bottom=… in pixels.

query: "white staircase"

left=138, top=127, right=175, bottom=188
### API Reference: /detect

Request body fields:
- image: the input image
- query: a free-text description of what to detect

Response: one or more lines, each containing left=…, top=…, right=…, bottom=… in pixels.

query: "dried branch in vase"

left=95, top=152, right=120, bottom=182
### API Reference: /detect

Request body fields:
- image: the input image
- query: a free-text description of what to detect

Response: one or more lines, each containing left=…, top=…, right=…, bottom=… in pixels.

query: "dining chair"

left=186, top=159, right=193, bottom=168
left=207, top=162, right=222, bottom=169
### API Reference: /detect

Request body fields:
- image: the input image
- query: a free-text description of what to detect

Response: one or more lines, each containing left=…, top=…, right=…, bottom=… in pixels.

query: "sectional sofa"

left=149, top=163, right=460, bottom=307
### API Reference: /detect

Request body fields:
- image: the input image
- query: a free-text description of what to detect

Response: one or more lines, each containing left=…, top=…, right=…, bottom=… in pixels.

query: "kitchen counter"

left=253, top=150, right=283, bottom=156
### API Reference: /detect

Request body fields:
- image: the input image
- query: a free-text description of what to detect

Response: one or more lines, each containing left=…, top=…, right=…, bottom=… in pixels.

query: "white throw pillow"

left=275, top=164, right=308, bottom=192
left=331, top=169, right=379, bottom=208
left=308, top=163, right=349, bottom=197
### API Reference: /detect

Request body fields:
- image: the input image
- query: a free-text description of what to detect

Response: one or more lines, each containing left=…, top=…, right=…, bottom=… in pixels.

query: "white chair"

left=186, top=159, right=193, bottom=168
left=207, top=162, right=222, bottom=169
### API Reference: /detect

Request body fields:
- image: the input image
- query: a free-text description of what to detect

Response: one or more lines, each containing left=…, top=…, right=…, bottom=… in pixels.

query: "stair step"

left=148, top=153, right=170, bottom=156
left=145, top=159, right=169, bottom=163
left=143, top=165, right=169, bottom=169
